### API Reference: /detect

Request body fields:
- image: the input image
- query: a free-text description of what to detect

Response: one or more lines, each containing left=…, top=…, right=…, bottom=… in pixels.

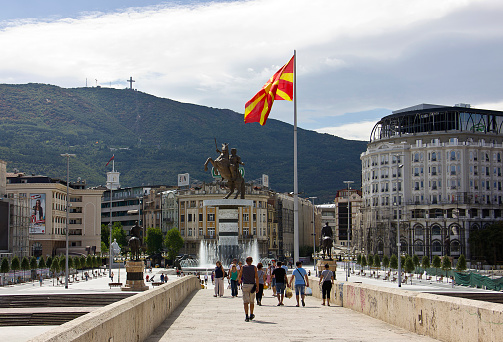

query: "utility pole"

left=61, top=153, right=76, bottom=289
left=343, top=181, right=354, bottom=281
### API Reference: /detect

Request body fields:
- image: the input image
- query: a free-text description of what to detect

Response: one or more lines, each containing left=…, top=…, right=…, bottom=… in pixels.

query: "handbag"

left=251, top=284, right=257, bottom=293
left=285, top=286, right=293, bottom=299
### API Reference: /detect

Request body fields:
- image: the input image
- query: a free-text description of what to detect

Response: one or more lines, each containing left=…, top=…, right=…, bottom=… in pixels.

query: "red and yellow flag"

left=244, top=56, right=294, bottom=125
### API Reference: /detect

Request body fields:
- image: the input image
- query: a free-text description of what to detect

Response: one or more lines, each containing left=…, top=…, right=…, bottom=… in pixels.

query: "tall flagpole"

left=293, top=49, right=299, bottom=263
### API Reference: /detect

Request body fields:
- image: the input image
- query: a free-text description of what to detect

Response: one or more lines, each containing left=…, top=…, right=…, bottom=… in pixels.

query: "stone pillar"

left=122, top=260, right=149, bottom=291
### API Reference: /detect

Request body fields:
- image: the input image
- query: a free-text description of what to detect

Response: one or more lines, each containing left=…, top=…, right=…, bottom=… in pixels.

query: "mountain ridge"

left=0, top=83, right=367, bottom=203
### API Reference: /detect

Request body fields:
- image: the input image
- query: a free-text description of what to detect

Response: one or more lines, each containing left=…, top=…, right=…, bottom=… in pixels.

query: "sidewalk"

left=145, top=284, right=439, bottom=342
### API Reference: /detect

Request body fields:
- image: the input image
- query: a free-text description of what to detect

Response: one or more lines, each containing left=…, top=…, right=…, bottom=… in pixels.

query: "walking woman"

left=213, top=261, right=225, bottom=297
left=319, top=263, right=334, bottom=306
left=229, top=264, right=239, bottom=297
left=256, top=263, right=266, bottom=305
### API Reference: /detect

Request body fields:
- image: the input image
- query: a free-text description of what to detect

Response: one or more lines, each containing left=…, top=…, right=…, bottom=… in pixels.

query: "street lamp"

left=61, top=153, right=76, bottom=290
left=395, top=158, right=404, bottom=287
left=308, top=197, right=317, bottom=274
left=343, top=180, right=354, bottom=281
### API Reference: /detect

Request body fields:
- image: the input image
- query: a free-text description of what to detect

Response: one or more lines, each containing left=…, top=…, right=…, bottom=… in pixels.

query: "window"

left=414, top=241, right=424, bottom=253
left=243, top=213, right=249, bottom=222
left=199, top=213, right=203, bottom=221
left=431, top=152, right=437, bottom=161
left=450, top=151, right=456, bottom=161
left=431, top=225, right=441, bottom=235
left=207, top=213, right=215, bottom=221
left=180, top=215, right=185, bottom=223
left=432, top=241, right=442, bottom=253
left=188, top=213, right=193, bottom=222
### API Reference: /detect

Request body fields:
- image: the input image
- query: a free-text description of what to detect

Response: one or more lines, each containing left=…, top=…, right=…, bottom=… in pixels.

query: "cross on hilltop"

left=127, top=77, right=135, bottom=89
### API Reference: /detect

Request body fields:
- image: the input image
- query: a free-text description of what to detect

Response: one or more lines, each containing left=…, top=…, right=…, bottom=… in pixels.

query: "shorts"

left=242, top=283, right=256, bottom=304
left=295, top=284, right=305, bottom=296
left=275, top=282, right=285, bottom=295
left=271, top=278, right=276, bottom=286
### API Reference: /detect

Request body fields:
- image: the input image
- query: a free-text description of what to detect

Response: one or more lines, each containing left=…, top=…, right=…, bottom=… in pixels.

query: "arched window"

left=431, top=225, right=441, bottom=235
left=414, top=225, right=423, bottom=236
left=450, top=241, right=460, bottom=253
left=432, top=240, right=442, bottom=253
left=414, top=240, right=424, bottom=253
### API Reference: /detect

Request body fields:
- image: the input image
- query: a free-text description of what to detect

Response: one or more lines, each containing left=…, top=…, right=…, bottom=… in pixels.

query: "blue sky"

left=1, top=0, right=503, bottom=140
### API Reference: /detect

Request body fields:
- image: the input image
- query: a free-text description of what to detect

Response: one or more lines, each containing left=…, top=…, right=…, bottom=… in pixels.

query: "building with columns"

left=359, top=104, right=503, bottom=262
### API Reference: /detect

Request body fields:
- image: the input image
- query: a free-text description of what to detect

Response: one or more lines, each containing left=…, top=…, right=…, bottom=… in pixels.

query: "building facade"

left=360, top=104, right=503, bottom=261
left=334, top=189, right=363, bottom=252
left=7, top=173, right=103, bottom=258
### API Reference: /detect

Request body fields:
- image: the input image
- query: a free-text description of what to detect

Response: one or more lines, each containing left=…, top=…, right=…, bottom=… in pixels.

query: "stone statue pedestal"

left=317, top=259, right=337, bottom=277
left=122, top=260, right=149, bottom=291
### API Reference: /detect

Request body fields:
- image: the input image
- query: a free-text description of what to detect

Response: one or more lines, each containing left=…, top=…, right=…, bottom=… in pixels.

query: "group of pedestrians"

left=211, top=257, right=335, bottom=322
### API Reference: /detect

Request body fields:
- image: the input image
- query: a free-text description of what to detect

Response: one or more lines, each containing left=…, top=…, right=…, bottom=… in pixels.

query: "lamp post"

left=308, top=196, right=317, bottom=274
left=108, top=186, right=113, bottom=278
left=395, top=157, right=404, bottom=287
left=343, top=181, right=354, bottom=281
left=61, top=153, right=76, bottom=290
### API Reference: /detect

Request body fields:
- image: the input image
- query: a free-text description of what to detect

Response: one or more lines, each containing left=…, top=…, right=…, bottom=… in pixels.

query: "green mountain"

left=0, top=83, right=367, bottom=203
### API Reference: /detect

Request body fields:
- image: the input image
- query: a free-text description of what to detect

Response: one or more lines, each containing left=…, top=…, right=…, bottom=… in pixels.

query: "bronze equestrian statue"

left=204, top=142, right=246, bottom=199
left=128, top=222, right=142, bottom=261
left=320, top=222, right=333, bottom=260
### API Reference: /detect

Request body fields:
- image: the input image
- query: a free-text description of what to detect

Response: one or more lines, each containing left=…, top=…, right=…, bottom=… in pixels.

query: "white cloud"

left=0, top=0, right=501, bottom=132
left=316, top=120, right=379, bottom=141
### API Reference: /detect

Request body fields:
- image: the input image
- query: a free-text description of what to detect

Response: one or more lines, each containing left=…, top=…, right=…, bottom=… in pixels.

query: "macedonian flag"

left=244, top=56, right=294, bottom=125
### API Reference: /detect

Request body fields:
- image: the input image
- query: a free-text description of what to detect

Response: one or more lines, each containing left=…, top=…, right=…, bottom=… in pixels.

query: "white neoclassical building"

left=359, top=104, right=503, bottom=262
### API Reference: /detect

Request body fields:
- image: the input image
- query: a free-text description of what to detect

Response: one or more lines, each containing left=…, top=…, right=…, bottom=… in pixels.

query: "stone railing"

left=28, top=276, right=200, bottom=342
left=309, top=277, right=503, bottom=342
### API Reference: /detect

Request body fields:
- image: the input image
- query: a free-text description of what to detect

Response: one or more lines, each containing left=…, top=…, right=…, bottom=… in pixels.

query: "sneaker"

left=302, top=299, right=305, bottom=307
left=250, top=314, right=255, bottom=320
left=245, top=316, right=249, bottom=322
left=277, top=303, right=281, bottom=306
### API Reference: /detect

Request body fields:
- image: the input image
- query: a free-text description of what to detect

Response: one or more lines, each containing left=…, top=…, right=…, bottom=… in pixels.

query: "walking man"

left=272, top=261, right=288, bottom=306
left=238, top=256, right=259, bottom=322
left=268, top=260, right=277, bottom=296
left=288, top=261, right=309, bottom=307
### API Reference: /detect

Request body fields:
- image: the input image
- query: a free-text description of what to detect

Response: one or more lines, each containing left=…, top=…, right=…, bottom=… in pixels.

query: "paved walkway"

left=145, top=285, right=439, bottom=342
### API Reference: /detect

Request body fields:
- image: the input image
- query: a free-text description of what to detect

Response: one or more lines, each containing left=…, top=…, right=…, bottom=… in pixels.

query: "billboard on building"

left=178, top=173, right=190, bottom=187
left=30, top=194, right=46, bottom=234
left=262, top=174, right=269, bottom=188
left=0, top=201, right=8, bottom=251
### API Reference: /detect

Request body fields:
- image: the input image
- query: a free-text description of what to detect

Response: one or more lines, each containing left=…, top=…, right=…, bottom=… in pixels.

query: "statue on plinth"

left=128, top=221, right=142, bottom=261
left=320, top=222, right=333, bottom=260
left=204, top=141, right=246, bottom=199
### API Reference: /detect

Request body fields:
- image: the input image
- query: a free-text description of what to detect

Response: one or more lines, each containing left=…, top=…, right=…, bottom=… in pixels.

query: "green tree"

left=112, top=223, right=128, bottom=248
left=146, top=227, right=164, bottom=255
left=101, top=223, right=110, bottom=248
left=367, top=255, right=373, bottom=270
left=404, top=256, right=415, bottom=274
left=59, top=256, right=66, bottom=273
left=101, top=241, right=109, bottom=255
left=356, top=254, right=362, bottom=267
left=68, top=256, right=74, bottom=270
left=421, top=255, right=430, bottom=270
left=30, top=256, right=38, bottom=270
left=412, top=255, right=420, bottom=275
left=21, top=257, right=30, bottom=282
left=38, top=256, right=46, bottom=269
left=1, top=257, right=9, bottom=285
left=382, top=255, right=390, bottom=270
left=73, top=256, right=80, bottom=271
left=441, top=256, right=452, bottom=273
left=432, top=255, right=442, bottom=280
left=86, top=255, right=93, bottom=271
left=361, top=255, right=367, bottom=270
left=164, top=228, right=184, bottom=261
left=80, top=255, right=87, bottom=277
left=11, top=256, right=20, bottom=283
left=373, top=255, right=381, bottom=268
left=456, top=254, right=467, bottom=272
left=50, top=256, right=60, bottom=285
left=46, top=256, right=53, bottom=269
left=390, top=254, right=398, bottom=270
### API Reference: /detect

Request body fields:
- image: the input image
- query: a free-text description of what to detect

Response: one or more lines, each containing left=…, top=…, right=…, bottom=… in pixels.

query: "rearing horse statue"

left=204, top=143, right=245, bottom=199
